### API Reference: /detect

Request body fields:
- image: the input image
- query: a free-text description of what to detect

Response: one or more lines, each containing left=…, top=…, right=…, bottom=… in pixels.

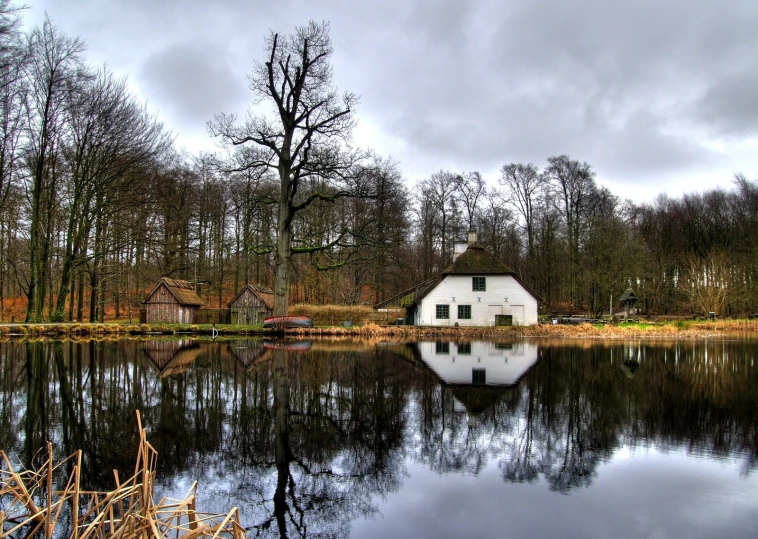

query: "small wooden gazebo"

left=228, top=283, right=275, bottom=325
left=618, top=288, right=639, bottom=321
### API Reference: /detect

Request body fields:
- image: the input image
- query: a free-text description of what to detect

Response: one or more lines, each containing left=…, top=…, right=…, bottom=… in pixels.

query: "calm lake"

left=1, top=337, right=757, bottom=538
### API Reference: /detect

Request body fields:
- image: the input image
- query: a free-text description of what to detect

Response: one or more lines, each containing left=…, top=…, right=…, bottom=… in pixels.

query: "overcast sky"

left=21, top=0, right=758, bottom=202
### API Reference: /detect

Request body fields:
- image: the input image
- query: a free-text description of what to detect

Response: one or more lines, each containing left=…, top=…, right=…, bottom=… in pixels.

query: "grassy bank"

left=1, top=319, right=756, bottom=340
left=0, top=322, right=261, bottom=339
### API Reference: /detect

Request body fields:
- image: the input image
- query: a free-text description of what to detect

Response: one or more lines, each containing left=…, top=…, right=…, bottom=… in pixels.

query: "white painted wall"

left=416, top=341, right=539, bottom=386
left=416, top=275, right=538, bottom=326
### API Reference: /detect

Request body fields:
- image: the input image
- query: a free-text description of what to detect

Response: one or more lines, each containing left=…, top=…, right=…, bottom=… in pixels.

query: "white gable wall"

left=417, top=275, right=538, bottom=326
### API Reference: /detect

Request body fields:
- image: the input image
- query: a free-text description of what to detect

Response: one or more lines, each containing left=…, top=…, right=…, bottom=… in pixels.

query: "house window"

left=458, top=342, right=471, bottom=355
left=436, top=304, right=449, bottom=319
left=435, top=341, right=450, bottom=354
left=458, top=305, right=472, bottom=319
left=472, top=277, right=486, bottom=291
left=472, top=368, right=486, bottom=385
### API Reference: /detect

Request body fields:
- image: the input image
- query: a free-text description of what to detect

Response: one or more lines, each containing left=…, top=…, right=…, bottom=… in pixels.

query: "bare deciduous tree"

left=22, top=17, right=87, bottom=322
left=210, top=21, right=365, bottom=315
left=544, top=155, right=598, bottom=308
left=52, top=66, right=172, bottom=321
left=500, top=162, right=545, bottom=261
left=455, top=171, right=485, bottom=232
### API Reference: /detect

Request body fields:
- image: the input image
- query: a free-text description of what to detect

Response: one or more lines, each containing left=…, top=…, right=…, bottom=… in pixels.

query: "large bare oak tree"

left=210, top=21, right=362, bottom=316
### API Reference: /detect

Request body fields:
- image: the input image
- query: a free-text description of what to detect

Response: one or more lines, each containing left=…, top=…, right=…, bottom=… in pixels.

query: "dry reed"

left=0, top=411, right=245, bottom=538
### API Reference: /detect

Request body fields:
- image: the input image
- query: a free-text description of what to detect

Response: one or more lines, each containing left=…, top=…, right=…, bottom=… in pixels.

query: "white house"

left=376, top=232, right=540, bottom=326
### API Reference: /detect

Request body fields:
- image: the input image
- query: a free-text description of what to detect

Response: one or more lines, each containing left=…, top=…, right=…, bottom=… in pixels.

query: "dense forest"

left=0, top=4, right=756, bottom=322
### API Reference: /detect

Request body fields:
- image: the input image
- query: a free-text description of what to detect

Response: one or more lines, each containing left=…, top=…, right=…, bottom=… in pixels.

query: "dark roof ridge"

left=442, top=243, right=514, bottom=275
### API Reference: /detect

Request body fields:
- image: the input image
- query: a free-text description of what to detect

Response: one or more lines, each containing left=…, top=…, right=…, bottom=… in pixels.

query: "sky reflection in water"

left=353, top=449, right=757, bottom=539
left=1, top=337, right=756, bottom=538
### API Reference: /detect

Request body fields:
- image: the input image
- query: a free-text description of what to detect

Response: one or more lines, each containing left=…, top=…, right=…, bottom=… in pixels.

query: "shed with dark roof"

left=143, top=278, right=204, bottom=324
left=228, top=283, right=275, bottom=325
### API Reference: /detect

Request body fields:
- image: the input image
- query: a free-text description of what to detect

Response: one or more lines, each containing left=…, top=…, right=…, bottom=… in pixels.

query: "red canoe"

left=263, top=315, right=314, bottom=329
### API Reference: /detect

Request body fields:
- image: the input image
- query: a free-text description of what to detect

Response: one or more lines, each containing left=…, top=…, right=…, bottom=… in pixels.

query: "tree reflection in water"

left=0, top=338, right=756, bottom=536
left=409, top=340, right=758, bottom=492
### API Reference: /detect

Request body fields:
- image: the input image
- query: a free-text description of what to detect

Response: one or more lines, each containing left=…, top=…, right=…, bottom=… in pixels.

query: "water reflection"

left=144, top=339, right=202, bottom=376
left=0, top=338, right=756, bottom=537
left=411, top=340, right=539, bottom=387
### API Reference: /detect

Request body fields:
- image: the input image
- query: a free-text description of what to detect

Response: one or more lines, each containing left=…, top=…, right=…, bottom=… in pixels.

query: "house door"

left=487, top=305, right=503, bottom=326
left=511, top=305, right=524, bottom=325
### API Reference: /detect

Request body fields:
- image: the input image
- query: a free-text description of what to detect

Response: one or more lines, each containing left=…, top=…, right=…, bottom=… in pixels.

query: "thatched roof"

left=419, top=243, right=541, bottom=302
left=228, top=283, right=275, bottom=310
left=374, top=243, right=542, bottom=309
left=144, top=278, right=204, bottom=306
left=441, top=243, right=514, bottom=275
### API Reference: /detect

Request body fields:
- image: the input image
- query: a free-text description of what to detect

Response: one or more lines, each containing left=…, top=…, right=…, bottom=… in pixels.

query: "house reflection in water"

left=411, top=340, right=540, bottom=424
left=413, top=340, right=539, bottom=387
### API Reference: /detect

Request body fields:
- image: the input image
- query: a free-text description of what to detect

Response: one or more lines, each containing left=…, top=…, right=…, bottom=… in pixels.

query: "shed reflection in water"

left=0, top=338, right=757, bottom=538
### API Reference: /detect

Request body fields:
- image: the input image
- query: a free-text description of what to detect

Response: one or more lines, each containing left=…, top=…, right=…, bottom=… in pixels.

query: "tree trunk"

left=52, top=204, right=89, bottom=322
left=76, top=276, right=84, bottom=322
left=273, top=197, right=292, bottom=316
left=25, top=174, right=42, bottom=322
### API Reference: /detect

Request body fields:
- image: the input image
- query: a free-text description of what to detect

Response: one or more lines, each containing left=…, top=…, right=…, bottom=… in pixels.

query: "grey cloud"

left=592, top=112, right=708, bottom=178
left=140, top=41, right=249, bottom=128
left=23, top=0, right=758, bottom=196
left=693, top=68, right=758, bottom=136
left=349, top=0, right=758, bottom=187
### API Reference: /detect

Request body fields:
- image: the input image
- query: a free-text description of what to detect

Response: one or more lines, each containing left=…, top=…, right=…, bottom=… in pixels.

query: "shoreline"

left=0, top=320, right=756, bottom=340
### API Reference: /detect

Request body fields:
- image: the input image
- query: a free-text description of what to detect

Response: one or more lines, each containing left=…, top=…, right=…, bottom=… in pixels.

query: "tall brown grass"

left=0, top=411, right=245, bottom=538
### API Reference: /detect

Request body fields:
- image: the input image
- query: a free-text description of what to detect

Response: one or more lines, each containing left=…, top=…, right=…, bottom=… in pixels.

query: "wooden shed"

left=143, top=278, right=204, bottom=324
left=228, top=283, right=275, bottom=325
